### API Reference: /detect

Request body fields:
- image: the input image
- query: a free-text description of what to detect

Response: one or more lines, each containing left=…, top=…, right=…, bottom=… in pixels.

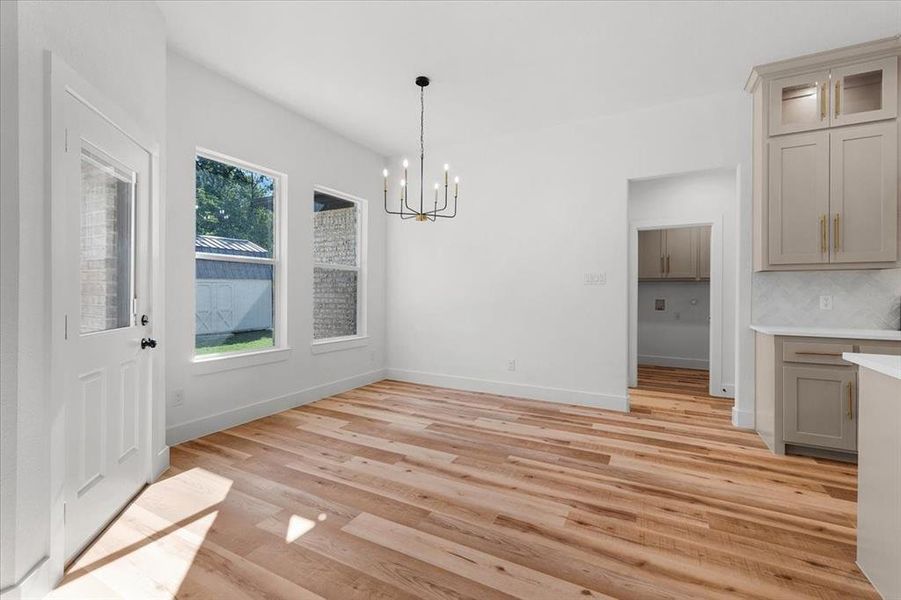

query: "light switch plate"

left=819, top=295, right=833, bottom=310
left=584, top=272, right=606, bottom=285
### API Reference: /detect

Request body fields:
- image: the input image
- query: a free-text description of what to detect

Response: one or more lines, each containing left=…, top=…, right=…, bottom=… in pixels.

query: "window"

left=194, top=152, right=281, bottom=356
left=313, top=190, right=364, bottom=341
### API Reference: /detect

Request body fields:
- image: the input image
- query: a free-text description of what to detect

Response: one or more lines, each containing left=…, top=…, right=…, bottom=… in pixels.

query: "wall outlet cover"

left=506, top=359, right=516, bottom=372
left=819, top=295, right=833, bottom=310
left=654, top=298, right=666, bottom=311
left=583, top=272, right=606, bottom=285
left=171, top=389, right=185, bottom=407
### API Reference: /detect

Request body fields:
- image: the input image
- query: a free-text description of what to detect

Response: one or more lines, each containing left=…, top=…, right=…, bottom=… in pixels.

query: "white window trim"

left=192, top=148, right=289, bottom=367
left=312, top=185, right=368, bottom=349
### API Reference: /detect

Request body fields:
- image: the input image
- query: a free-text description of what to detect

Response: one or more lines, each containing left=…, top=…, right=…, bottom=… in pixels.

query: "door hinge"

left=65, top=128, right=69, bottom=153
left=63, top=502, right=67, bottom=524
left=64, top=314, right=68, bottom=340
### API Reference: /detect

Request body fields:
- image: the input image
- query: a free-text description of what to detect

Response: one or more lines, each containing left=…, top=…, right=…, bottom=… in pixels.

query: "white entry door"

left=62, top=94, right=153, bottom=561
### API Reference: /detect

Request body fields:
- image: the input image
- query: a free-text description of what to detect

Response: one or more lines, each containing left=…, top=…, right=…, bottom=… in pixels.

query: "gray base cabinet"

left=782, top=365, right=856, bottom=451
left=754, top=333, right=900, bottom=460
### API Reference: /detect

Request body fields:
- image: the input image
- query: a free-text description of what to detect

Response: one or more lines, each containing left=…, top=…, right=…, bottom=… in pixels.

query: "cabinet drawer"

left=783, top=341, right=854, bottom=365
left=857, top=343, right=901, bottom=356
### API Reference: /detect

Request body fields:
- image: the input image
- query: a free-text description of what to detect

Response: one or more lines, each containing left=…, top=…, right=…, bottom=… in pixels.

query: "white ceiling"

left=158, top=1, right=900, bottom=156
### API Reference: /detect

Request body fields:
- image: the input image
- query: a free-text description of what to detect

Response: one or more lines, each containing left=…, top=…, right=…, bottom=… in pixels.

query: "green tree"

left=195, top=156, right=274, bottom=253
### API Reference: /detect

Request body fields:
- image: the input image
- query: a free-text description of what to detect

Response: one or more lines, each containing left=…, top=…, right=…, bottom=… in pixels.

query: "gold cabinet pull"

left=820, top=215, right=827, bottom=253
left=820, top=81, right=827, bottom=120
left=666, top=255, right=671, bottom=275
left=847, top=382, right=853, bottom=420
left=659, top=256, right=664, bottom=275
left=835, top=80, right=841, bottom=116
left=833, top=214, right=840, bottom=251
left=795, top=351, right=843, bottom=357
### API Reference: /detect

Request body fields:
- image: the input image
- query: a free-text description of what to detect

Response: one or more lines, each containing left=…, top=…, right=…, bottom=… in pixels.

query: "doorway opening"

left=635, top=225, right=712, bottom=394
left=626, top=167, right=737, bottom=411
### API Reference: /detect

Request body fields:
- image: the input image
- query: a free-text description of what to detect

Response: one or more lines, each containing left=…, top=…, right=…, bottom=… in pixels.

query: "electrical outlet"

left=170, top=389, right=185, bottom=407
left=506, top=359, right=516, bottom=372
left=819, top=295, right=833, bottom=310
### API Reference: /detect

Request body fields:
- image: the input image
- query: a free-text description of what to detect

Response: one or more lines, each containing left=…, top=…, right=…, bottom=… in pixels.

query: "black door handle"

left=141, top=338, right=158, bottom=349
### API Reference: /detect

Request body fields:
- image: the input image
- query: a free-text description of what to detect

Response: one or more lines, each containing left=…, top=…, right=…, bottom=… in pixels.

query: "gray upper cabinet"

left=664, top=227, right=697, bottom=278
left=830, top=122, right=898, bottom=263
left=768, top=70, right=831, bottom=136
left=831, top=56, right=898, bottom=128
left=767, top=132, right=830, bottom=265
left=749, top=38, right=900, bottom=271
left=638, top=227, right=710, bottom=281
left=638, top=229, right=665, bottom=279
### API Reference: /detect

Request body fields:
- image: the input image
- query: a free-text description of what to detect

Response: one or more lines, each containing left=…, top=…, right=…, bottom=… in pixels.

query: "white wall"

left=638, top=281, right=711, bottom=370
left=1, top=1, right=167, bottom=595
left=386, top=91, right=754, bottom=421
left=165, top=52, right=387, bottom=444
left=629, top=168, right=738, bottom=395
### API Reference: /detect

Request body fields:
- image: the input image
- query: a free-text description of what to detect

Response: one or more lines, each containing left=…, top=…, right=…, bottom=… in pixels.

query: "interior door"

left=831, top=56, right=898, bottom=128
left=830, top=121, right=898, bottom=264
left=663, top=227, right=697, bottom=279
left=767, top=131, right=830, bottom=265
left=768, top=70, right=831, bottom=136
left=638, top=229, right=664, bottom=279
left=63, top=94, right=153, bottom=561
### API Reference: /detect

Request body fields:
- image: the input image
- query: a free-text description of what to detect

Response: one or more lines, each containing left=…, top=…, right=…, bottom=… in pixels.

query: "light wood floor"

left=51, top=368, right=875, bottom=599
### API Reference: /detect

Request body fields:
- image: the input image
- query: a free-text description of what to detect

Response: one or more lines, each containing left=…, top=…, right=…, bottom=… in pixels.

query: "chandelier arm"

left=432, top=191, right=458, bottom=218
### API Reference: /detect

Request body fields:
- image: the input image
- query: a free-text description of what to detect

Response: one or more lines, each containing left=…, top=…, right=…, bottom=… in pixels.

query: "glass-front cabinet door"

left=831, top=56, right=898, bottom=127
left=768, top=70, right=831, bottom=136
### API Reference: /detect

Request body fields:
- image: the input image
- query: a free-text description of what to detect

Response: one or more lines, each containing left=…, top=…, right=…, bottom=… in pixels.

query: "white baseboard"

left=0, top=556, right=50, bottom=600
left=638, top=354, right=709, bottom=370
left=166, top=369, right=387, bottom=445
left=732, top=406, right=754, bottom=429
left=385, top=368, right=628, bottom=412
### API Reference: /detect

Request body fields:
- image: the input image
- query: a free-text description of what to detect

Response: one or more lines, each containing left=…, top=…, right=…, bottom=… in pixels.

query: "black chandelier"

left=383, top=76, right=459, bottom=221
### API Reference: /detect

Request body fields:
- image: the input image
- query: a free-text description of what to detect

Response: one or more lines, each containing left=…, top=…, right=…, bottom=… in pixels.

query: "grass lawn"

left=195, top=330, right=273, bottom=355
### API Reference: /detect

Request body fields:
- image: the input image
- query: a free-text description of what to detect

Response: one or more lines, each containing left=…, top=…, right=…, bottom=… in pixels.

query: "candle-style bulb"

left=400, top=179, right=406, bottom=187
left=444, top=163, right=449, bottom=171
left=434, top=182, right=439, bottom=190
left=382, top=169, right=388, bottom=177
left=402, top=159, right=409, bottom=168
left=454, top=176, right=459, bottom=183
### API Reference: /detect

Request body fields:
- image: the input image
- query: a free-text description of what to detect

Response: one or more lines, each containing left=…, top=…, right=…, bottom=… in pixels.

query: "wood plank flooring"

left=51, top=369, right=875, bottom=599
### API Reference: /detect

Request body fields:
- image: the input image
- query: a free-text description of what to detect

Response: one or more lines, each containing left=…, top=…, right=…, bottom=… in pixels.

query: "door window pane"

left=80, top=147, right=134, bottom=334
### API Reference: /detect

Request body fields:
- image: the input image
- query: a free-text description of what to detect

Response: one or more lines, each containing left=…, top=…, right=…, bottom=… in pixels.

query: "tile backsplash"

left=753, top=269, right=901, bottom=330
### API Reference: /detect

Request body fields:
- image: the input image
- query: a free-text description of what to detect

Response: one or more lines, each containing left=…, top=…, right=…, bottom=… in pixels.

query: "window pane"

left=195, top=156, right=274, bottom=257
left=314, top=192, right=357, bottom=267
left=80, top=147, right=134, bottom=334
left=314, top=267, right=357, bottom=339
left=195, top=258, right=274, bottom=355
left=195, top=155, right=277, bottom=355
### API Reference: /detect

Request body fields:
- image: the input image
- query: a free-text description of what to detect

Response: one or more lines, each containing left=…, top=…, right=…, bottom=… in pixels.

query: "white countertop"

left=750, top=324, right=901, bottom=341
left=842, top=353, right=901, bottom=381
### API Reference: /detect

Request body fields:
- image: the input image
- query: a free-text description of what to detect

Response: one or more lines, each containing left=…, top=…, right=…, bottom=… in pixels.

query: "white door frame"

left=47, top=52, right=167, bottom=584
left=627, top=214, right=727, bottom=400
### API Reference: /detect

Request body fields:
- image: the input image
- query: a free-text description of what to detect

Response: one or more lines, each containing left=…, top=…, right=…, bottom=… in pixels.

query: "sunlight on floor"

left=48, top=468, right=232, bottom=600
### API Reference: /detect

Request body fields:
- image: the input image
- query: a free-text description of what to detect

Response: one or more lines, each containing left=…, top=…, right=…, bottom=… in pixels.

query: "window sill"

left=193, top=346, right=291, bottom=375
left=311, top=335, right=369, bottom=355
